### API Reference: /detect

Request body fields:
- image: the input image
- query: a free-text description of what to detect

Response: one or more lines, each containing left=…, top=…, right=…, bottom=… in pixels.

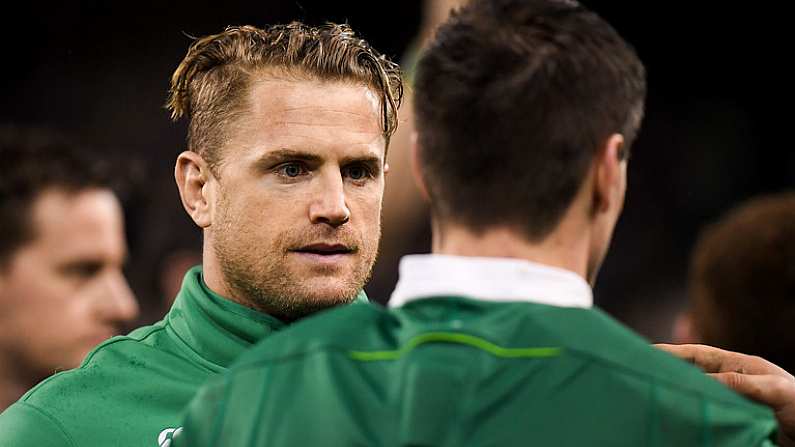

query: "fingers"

left=655, top=343, right=724, bottom=372
left=709, top=372, right=795, bottom=411
left=655, top=343, right=788, bottom=377
left=657, top=344, right=795, bottom=445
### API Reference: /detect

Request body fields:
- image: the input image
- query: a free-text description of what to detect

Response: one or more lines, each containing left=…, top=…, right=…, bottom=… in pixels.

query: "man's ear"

left=593, top=133, right=626, bottom=214
left=409, top=131, right=431, bottom=203
left=175, top=151, right=215, bottom=228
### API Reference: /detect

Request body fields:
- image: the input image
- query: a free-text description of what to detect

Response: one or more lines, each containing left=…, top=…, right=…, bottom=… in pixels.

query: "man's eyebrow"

left=340, top=154, right=383, bottom=166
left=255, top=149, right=323, bottom=166
left=255, top=149, right=384, bottom=166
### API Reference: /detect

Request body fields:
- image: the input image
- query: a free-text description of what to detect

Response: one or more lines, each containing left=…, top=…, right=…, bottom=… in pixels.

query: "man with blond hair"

left=0, top=23, right=401, bottom=446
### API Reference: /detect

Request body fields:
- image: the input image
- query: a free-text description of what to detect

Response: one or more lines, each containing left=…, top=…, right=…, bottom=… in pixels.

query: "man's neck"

left=432, top=223, right=591, bottom=281
left=200, top=245, right=253, bottom=310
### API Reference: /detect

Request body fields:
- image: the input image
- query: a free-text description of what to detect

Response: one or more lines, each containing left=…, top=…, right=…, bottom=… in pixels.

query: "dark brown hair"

left=414, top=0, right=646, bottom=240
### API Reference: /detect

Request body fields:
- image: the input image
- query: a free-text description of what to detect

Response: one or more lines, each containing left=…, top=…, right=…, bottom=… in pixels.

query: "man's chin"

left=276, top=289, right=359, bottom=322
left=297, top=277, right=361, bottom=303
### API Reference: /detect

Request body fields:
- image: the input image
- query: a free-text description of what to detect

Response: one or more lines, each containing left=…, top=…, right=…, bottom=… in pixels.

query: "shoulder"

left=0, top=400, right=75, bottom=446
left=514, top=305, right=776, bottom=438
left=12, top=319, right=174, bottom=425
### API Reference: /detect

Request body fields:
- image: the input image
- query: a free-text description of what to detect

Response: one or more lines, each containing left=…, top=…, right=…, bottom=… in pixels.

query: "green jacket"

left=0, top=266, right=366, bottom=446
left=177, top=297, right=777, bottom=446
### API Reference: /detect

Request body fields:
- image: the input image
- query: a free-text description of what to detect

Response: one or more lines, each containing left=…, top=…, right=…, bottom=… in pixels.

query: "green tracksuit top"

left=175, top=255, right=778, bottom=447
left=0, top=266, right=366, bottom=446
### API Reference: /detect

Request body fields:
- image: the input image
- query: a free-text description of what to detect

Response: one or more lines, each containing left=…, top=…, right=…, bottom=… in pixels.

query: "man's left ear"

left=593, top=133, right=626, bottom=213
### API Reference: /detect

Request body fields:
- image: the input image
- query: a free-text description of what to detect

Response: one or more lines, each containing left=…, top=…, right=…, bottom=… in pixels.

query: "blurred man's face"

left=0, top=188, right=139, bottom=379
left=207, top=78, right=386, bottom=321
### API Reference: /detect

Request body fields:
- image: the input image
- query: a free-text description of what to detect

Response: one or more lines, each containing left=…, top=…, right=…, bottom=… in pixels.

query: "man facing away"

left=174, top=1, right=779, bottom=445
left=0, top=23, right=401, bottom=446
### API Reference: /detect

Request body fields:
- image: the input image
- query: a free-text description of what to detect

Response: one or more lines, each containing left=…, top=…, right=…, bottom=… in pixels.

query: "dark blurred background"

left=2, top=1, right=792, bottom=340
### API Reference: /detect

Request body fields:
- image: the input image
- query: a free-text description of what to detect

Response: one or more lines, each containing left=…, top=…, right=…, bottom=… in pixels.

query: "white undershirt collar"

left=388, top=254, right=593, bottom=309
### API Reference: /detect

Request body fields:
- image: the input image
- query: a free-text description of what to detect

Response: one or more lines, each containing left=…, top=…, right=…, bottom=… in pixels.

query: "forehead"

left=27, top=188, right=126, bottom=260
left=228, top=76, right=386, bottom=162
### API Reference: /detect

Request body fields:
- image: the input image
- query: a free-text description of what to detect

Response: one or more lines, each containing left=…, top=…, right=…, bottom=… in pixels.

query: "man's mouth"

left=291, top=243, right=354, bottom=256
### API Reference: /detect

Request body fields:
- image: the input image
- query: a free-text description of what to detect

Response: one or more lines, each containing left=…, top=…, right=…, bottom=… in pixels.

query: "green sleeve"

left=0, top=401, right=75, bottom=446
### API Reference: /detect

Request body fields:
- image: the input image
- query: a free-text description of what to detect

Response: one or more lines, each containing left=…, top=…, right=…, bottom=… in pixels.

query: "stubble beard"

left=212, top=210, right=379, bottom=322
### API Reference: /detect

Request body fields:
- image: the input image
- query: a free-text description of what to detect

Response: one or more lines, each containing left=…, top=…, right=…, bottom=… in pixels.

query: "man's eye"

left=276, top=163, right=307, bottom=178
left=345, top=165, right=371, bottom=181
left=62, top=262, right=102, bottom=279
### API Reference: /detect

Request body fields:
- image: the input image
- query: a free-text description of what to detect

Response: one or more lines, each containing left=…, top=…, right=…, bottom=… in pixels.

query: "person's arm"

left=657, top=343, right=795, bottom=446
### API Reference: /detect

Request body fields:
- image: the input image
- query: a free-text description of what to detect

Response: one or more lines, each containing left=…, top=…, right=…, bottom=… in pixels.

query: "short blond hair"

left=166, top=23, right=403, bottom=170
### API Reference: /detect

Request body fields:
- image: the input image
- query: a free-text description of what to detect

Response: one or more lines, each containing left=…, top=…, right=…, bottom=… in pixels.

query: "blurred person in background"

left=674, top=192, right=795, bottom=372
left=0, top=125, right=139, bottom=411
left=662, top=192, right=795, bottom=445
left=172, top=1, right=777, bottom=445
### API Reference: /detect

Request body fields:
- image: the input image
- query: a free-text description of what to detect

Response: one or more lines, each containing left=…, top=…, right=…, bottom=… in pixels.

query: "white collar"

left=388, top=254, right=593, bottom=309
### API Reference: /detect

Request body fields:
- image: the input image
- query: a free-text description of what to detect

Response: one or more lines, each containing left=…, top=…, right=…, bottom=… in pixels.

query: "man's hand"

left=657, top=343, right=795, bottom=446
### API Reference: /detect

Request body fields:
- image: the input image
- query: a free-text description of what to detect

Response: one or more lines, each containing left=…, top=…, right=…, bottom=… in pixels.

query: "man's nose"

left=308, top=173, right=351, bottom=227
left=99, top=270, right=140, bottom=325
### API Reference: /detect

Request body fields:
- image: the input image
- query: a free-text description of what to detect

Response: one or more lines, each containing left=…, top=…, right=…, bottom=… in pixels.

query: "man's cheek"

left=358, top=199, right=383, bottom=222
